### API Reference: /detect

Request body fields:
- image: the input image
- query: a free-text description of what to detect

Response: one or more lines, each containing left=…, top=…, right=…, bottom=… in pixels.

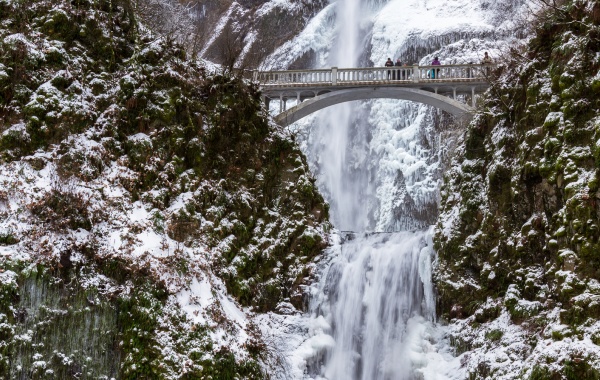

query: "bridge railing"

left=336, top=67, right=414, bottom=82
left=414, top=64, right=491, bottom=80
left=255, top=69, right=333, bottom=84
left=255, top=64, right=494, bottom=85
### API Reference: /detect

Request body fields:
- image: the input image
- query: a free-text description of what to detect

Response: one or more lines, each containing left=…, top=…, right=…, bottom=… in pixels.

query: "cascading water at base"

left=309, top=229, right=437, bottom=380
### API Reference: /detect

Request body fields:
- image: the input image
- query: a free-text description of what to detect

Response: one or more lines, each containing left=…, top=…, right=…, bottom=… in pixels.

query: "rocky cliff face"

left=435, top=0, right=600, bottom=377
left=133, top=0, right=329, bottom=69
left=0, top=0, right=328, bottom=377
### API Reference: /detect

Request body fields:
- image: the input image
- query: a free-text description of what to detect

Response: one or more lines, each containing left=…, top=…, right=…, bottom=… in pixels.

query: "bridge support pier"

left=453, top=87, right=457, bottom=100
left=279, top=94, right=282, bottom=113
left=279, top=94, right=289, bottom=112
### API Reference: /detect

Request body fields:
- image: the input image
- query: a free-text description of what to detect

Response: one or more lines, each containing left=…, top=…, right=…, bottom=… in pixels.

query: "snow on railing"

left=254, top=64, right=495, bottom=85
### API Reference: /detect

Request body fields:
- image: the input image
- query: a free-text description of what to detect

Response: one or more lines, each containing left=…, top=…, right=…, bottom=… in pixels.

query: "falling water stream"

left=316, top=231, right=436, bottom=379
left=303, top=0, right=440, bottom=378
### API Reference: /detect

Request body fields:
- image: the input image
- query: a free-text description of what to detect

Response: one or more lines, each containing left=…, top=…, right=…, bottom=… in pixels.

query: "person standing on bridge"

left=395, top=58, right=403, bottom=80
left=481, top=52, right=493, bottom=76
left=385, top=58, right=394, bottom=79
left=481, top=52, right=492, bottom=64
left=431, top=56, right=441, bottom=79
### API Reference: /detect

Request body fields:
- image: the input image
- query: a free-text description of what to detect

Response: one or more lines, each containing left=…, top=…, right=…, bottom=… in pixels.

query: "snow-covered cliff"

left=0, top=0, right=329, bottom=376
left=435, top=1, right=600, bottom=378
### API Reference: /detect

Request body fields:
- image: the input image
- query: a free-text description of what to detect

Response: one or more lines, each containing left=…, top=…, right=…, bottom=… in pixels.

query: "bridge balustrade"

left=415, top=64, right=490, bottom=80
left=255, top=64, right=494, bottom=86
left=255, top=69, right=332, bottom=84
left=336, top=67, right=414, bottom=82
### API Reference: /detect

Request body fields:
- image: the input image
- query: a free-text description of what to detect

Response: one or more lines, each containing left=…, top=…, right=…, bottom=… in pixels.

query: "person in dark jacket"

left=481, top=52, right=492, bottom=64
left=395, top=58, right=403, bottom=80
left=481, top=52, right=493, bottom=76
left=385, top=58, right=393, bottom=79
left=431, top=56, right=441, bottom=79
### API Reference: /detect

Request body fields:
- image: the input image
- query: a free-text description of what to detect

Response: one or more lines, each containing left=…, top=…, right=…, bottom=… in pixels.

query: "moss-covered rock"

left=436, top=0, right=600, bottom=377
left=0, top=0, right=330, bottom=375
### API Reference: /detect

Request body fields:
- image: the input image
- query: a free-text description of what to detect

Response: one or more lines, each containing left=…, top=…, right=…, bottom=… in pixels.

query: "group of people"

left=384, top=57, right=409, bottom=79
left=384, top=52, right=493, bottom=80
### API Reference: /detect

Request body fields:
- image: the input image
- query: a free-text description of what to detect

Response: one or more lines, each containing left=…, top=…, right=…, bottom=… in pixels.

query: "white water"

left=307, top=0, right=372, bottom=232
left=314, top=231, right=437, bottom=380
left=301, top=0, right=443, bottom=378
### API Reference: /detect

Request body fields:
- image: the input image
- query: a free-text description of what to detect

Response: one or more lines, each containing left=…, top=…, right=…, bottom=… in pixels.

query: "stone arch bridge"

left=254, top=64, right=494, bottom=126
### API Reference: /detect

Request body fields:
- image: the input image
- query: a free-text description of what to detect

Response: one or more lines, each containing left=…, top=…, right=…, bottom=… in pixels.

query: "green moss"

left=485, top=329, right=503, bottom=341
left=529, top=365, right=554, bottom=380
left=552, top=330, right=565, bottom=340
left=41, top=9, right=79, bottom=42
left=0, top=231, right=18, bottom=245
left=544, top=137, right=561, bottom=158
left=531, top=359, right=600, bottom=380
left=195, top=348, right=263, bottom=380
left=118, top=285, right=166, bottom=378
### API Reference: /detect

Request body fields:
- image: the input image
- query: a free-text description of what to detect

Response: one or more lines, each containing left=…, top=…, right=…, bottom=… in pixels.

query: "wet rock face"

left=0, top=271, right=121, bottom=379
left=435, top=0, right=600, bottom=377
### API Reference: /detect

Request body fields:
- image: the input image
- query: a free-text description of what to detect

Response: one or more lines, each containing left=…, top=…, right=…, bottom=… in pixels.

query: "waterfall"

left=317, top=231, right=436, bottom=380
left=303, top=0, right=442, bottom=378
left=307, top=0, right=372, bottom=232
left=272, top=0, right=531, bottom=378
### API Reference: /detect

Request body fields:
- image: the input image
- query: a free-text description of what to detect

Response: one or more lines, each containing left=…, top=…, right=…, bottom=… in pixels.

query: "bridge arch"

left=273, top=87, right=474, bottom=126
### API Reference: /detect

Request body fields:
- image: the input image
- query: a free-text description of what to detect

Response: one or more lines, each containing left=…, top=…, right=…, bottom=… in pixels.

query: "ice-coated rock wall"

left=266, top=0, right=530, bottom=233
